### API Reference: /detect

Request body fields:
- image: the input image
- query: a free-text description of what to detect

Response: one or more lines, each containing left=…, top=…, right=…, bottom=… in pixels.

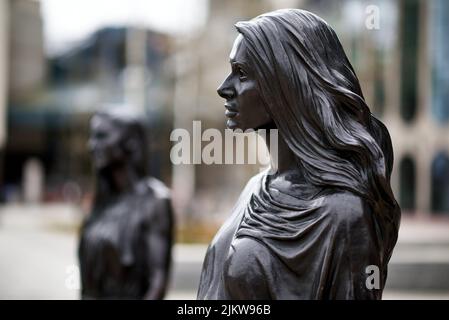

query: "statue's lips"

left=225, top=109, right=238, bottom=118
left=224, top=104, right=238, bottom=118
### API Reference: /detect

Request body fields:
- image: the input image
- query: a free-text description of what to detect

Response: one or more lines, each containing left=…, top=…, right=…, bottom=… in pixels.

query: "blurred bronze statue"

left=198, top=9, right=401, bottom=299
left=79, top=110, right=173, bottom=299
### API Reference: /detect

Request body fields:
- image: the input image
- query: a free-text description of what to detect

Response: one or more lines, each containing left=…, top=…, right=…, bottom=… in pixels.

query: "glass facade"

left=430, top=0, right=449, bottom=124
left=431, top=152, right=449, bottom=214
left=400, top=0, right=419, bottom=123
left=399, top=155, right=416, bottom=212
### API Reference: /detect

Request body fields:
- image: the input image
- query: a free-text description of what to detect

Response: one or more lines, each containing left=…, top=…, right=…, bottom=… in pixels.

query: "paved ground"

left=0, top=204, right=203, bottom=300
left=1, top=204, right=449, bottom=300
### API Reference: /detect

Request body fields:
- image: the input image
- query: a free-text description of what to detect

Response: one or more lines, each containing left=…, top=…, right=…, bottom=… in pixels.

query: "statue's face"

left=88, top=115, right=125, bottom=169
left=217, top=34, right=271, bottom=131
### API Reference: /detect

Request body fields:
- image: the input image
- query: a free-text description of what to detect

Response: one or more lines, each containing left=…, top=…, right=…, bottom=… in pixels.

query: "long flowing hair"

left=235, top=9, right=400, bottom=260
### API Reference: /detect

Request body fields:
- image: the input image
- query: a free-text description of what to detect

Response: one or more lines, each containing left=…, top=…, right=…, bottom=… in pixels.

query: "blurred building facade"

left=1, top=0, right=46, bottom=202
left=171, top=0, right=276, bottom=227
left=44, top=26, right=174, bottom=199
left=0, top=0, right=9, bottom=151
left=379, top=0, right=449, bottom=217
left=1, top=0, right=174, bottom=204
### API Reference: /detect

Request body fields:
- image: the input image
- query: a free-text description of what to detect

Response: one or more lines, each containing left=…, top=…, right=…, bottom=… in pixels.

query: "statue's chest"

left=83, top=199, right=144, bottom=256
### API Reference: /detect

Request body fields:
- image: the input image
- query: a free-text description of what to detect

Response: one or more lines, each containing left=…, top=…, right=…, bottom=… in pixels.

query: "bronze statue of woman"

left=79, top=110, right=173, bottom=299
left=198, top=9, right=400, bottom=299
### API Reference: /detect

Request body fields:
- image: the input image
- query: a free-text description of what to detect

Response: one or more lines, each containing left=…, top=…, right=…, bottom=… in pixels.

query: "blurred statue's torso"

left=79, top=111, right=173, bottom=300
left=79, top=177, right=172, bottom=299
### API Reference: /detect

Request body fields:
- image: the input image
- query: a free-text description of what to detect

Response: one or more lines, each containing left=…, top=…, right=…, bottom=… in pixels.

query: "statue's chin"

left=226, top=120, right=276, bottom=132
left=226, top=119, right=239, bottom=130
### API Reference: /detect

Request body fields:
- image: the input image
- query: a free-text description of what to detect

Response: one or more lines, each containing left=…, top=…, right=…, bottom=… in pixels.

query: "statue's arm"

left=143, top=197, right=173, bottom=300
left=325, top=195, right=384, bottom=300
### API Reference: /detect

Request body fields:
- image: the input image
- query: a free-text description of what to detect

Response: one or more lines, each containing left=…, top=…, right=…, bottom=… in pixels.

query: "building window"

left=372, top=49, right=385, bottom=117
left=431, top=152, right=449, bottom=214
left=400, top=0, right=419, bottom=123
left=399, top=155, right=416, bottom=212
left=430, top=0, right=449, bottom=124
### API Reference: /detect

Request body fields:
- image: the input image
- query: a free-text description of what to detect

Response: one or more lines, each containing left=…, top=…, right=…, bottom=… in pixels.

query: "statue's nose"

left=217, top=80, right=234, bottom=100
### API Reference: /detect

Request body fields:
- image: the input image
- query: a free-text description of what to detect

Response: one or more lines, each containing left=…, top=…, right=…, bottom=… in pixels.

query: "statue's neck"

left=105, top=163, right=136, bottom=195
left=258, top=125, right=298, bottom=176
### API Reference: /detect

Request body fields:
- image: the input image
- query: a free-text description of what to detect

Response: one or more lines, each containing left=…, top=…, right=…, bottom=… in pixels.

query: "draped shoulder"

left=197, top=171, right=267, bottom=299
left=198, top=171, right=385, bottom=300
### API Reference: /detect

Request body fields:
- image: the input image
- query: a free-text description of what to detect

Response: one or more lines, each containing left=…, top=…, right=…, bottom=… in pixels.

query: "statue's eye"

left=238, top=67, right=248, bottom=81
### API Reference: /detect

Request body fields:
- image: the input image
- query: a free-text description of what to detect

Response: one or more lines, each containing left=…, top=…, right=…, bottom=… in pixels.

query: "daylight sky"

left=40, top=0, right=208, bottom=56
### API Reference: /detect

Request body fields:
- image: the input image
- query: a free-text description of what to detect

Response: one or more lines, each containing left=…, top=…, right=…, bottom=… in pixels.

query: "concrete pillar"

left=23, top=158, right=44, bottom=203
left=125, top=27, right=147, bottom=115
left=415, top=144, right=432, bottom=215
left=0, top=0, right=9, bottom=149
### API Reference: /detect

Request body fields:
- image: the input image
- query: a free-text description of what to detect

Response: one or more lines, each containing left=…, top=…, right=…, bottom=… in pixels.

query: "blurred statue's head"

left=88, top=109, right=148, bottom=177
